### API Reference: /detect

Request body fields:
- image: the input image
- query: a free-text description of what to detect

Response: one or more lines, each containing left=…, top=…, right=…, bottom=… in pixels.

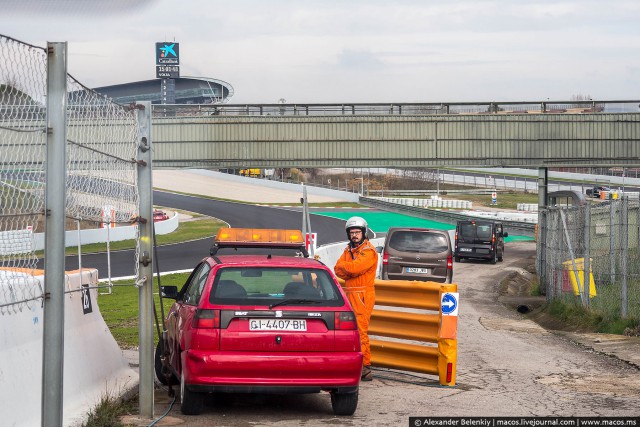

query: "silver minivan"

left=379, top=227, right=453, bottom=283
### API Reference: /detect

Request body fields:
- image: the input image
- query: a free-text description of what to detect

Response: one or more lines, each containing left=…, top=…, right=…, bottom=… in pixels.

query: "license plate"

left=406, top=267, right=430, bottom=274
left=249, top=319, right=307, bottom=331
left=460, top=248, right=472, bottom=252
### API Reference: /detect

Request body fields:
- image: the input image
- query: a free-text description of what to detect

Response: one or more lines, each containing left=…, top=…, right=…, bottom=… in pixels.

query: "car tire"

left=331, top=389, right=359, bottom=416
left=490, top=252, right=497, bottom=265
left=180, top=366, right=204, bottom=415
left=155, top=340, right=178, bottom=385
left=498, top=251, right=503, bottom=262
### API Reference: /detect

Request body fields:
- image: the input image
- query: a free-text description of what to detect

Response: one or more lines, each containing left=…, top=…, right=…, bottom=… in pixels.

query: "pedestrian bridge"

left=148, top=101, right=640, bottom=168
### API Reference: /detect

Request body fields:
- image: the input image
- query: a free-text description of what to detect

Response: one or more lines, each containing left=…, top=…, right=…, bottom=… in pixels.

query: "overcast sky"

left=1, top=0, right=639, bottom=104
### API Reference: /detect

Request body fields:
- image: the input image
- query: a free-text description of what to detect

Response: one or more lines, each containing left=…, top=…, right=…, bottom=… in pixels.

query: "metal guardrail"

left=152, top=100, right=640, bottom=117
left=359, top=196, right=536, bottom=237
left=368, top=189, right=496, bottom=196
left=339, top=278, right=458, bottom=386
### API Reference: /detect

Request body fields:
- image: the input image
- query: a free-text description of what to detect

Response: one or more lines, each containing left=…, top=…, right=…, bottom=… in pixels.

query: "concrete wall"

left=30, top=211, right=179, bottom=251
left=0, top=269, right=137, bottom=427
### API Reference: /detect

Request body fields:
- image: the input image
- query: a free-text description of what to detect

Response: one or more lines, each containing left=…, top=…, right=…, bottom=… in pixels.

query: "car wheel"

left=180, top=366, right=204, bottom=415
left=155, top=340, right=178, bottom=385
left=490, top=252, right=497, bottom=265
left=331, top=389, right=359, bottom=416
left=498, top=251, right=503, bottom=262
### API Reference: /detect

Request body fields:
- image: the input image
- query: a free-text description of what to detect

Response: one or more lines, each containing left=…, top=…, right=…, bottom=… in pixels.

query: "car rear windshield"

left=458, top=223, right=493, bottom=241
left=388, top=230, right=449, bottom=253
left=209, top=267, right=345, bottom=307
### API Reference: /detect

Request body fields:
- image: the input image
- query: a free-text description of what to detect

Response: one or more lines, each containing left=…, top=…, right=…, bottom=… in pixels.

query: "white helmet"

left=345, top=216, right=368, bottom=239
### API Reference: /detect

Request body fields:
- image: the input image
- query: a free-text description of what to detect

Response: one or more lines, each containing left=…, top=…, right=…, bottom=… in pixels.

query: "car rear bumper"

left=458, top=252, right=494, bottom=260
left=183, top=350, right=363, bottom=389
left=385, top=273, right=448, bottom=283
left=188, top=384, right=359, bottom=394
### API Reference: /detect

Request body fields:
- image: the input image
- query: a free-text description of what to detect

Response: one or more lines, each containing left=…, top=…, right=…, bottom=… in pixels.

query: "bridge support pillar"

left=537, top=167, right=548, bottom=292
left=538, top=167, right=548, bottom=208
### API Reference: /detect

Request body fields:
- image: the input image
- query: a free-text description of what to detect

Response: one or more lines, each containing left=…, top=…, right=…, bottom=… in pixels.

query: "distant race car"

left=152, top=210, right=169, bottom=222
left=155, top=228, right=362, bottom=416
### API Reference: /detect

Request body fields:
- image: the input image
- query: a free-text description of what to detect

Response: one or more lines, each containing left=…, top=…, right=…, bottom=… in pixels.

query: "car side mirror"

left=160, top=285, right=179, bottom=299
left=503, top=231, right=509, bottom=238
left=375, top=246, right=383, bottom=254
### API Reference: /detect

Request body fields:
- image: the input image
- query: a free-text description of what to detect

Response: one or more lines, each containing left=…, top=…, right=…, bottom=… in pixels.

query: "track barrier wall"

left=0, top=268, right=137, bottom=427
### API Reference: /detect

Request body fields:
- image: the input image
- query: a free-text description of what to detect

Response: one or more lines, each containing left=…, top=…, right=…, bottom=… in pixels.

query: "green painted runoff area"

left=314, top=211, right=533, bottom=242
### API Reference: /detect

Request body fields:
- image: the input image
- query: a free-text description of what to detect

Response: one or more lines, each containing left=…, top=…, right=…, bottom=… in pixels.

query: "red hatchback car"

left=155, top=228, right=362, bottom=416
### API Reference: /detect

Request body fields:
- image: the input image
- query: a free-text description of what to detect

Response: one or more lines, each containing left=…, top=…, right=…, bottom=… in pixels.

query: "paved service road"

left=56, top=190, right=349, bottom=278
left=139, top=241, right=640, bottom=426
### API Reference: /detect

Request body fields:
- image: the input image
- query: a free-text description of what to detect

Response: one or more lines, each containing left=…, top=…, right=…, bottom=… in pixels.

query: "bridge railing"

left=151, top=100, right=640, bottom=117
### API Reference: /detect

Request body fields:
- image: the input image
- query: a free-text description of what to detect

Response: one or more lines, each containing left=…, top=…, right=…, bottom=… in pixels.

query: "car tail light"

left=492, top=233, right=496, bottom=244
left=382, top=251, right=389, bottom=265
left=447, top=254, right=453, bottom=270
left=335, top=311, right=357, bottom=330
left=192, top=309, right=220, bottom=329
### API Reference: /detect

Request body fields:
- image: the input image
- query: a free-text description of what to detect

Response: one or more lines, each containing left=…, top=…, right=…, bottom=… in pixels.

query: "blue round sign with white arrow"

left=441, top=292, right=459, bottom=316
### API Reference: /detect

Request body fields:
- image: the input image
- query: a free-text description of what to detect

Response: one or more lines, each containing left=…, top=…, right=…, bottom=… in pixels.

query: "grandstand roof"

left=93, top=76, right=234, bottom=105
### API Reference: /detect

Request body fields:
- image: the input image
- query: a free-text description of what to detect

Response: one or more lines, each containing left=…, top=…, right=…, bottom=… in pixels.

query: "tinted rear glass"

left=388, top=230, right=449, bottom=253
left=459, top=223, right=493, bottom=241
left=209, top=267, right=344, bottom=307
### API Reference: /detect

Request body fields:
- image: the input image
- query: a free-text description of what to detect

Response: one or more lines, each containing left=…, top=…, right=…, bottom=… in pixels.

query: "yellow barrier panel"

left=339, top=278, right=458, bottom=386
left=370, top=310, right=440, bottom=343
left=374, top=279, right=441, bottom=311
left=370, top=339, right=439, bottom=375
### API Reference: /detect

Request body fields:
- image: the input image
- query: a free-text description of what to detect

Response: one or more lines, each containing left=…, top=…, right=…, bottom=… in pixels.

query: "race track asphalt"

left=50, top=190, right=349, bottom=279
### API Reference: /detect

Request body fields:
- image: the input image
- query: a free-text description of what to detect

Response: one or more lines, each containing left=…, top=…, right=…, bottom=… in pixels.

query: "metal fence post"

left=621, top=198, right=629, bottom=317
left=610, top=201, right=616, bottom=284
left=136, top=101, right=154, bottom=418
left=42, top=41, right=68, bottom=427
left=583, top=205, right=591, bottom=309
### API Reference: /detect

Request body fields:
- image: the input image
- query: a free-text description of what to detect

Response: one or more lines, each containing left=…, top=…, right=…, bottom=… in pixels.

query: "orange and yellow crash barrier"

left=363, top=279, right=458, bottom=386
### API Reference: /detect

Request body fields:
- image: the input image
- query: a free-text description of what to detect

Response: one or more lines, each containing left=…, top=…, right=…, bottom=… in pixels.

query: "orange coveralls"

left=334, top=239, right=378, bottom=366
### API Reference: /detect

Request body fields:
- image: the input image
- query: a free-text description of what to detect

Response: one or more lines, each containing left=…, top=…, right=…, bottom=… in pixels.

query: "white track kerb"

left=0, top=269, right=137, bottom=427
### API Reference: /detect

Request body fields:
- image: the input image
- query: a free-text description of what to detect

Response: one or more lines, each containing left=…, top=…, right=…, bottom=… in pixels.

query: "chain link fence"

left=0, top=34, right=140, bottom=313
left=538, top=198, right=640, bottom=320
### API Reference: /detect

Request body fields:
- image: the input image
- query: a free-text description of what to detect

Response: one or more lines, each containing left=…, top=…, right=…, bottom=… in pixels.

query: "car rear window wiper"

left=269, top=299, right=321, bottom=309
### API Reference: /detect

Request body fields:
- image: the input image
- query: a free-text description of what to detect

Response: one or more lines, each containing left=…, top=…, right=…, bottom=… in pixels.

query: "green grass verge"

left=443, top=191, right=539, bottom=210
left=98, top=272, right=191, bottom=348
left=544, top=297, right=640, bottom=334
left=83, top=394, right=136, bottom=427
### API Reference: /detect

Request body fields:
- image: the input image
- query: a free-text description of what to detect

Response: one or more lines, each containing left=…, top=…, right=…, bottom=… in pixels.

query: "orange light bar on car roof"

left=215, top=228, right=303, bottom=244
